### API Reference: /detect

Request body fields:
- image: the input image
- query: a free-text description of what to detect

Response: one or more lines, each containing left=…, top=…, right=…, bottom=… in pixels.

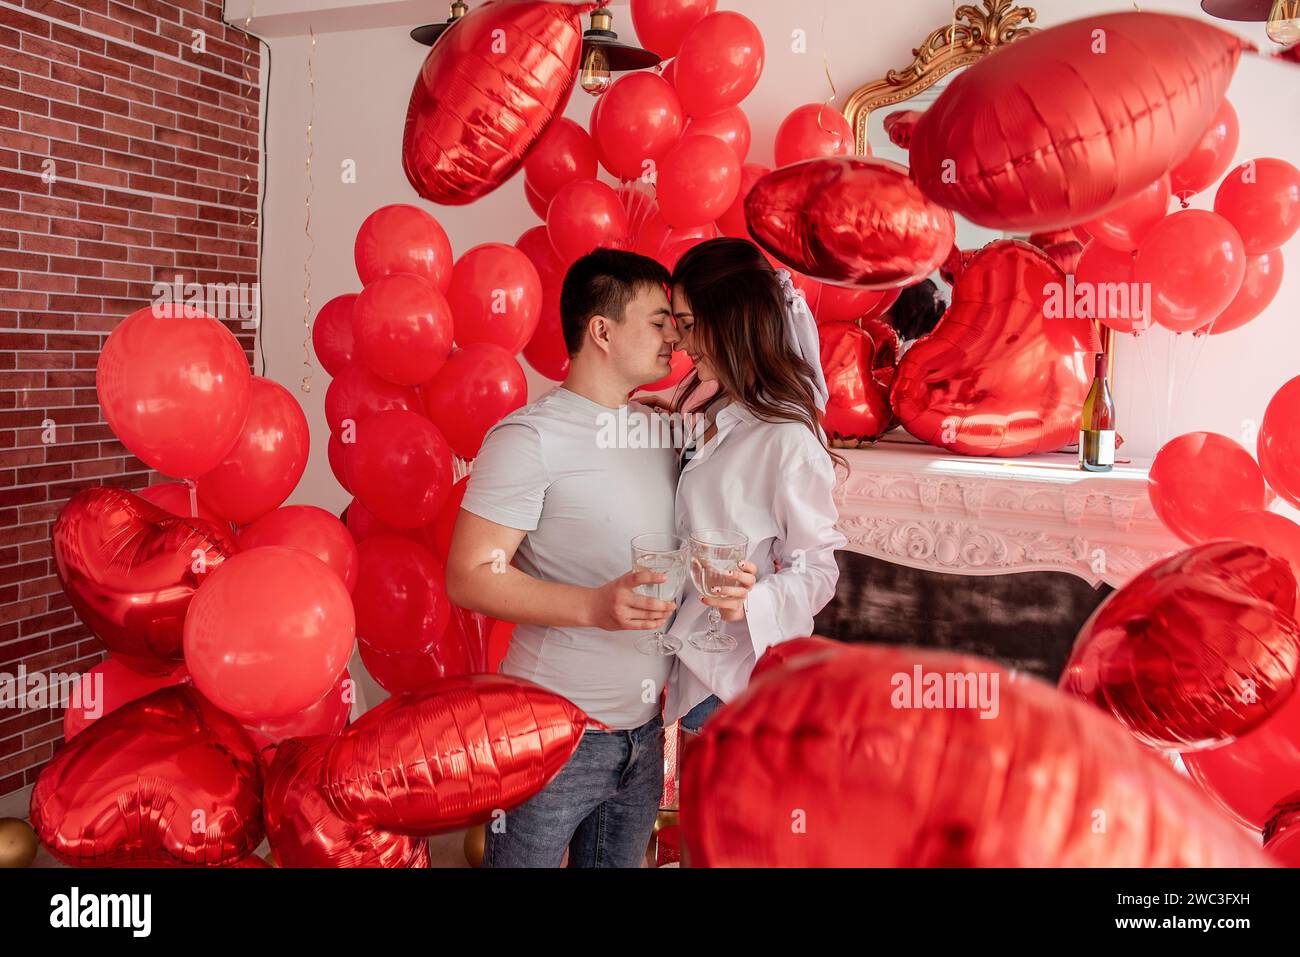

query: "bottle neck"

left=1093, top=351, right=1108, bottom=380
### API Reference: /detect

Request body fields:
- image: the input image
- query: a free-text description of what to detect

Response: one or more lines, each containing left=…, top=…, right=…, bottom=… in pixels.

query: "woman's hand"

left=701, top=561, right=757, bottom=622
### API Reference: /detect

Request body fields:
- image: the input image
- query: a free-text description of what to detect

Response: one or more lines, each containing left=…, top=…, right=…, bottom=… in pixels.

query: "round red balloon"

left=1259, top=375, right=1300, bottom=511
left=1208, top=249, right=1284, bottom=335
left=312, top=293, right=357, bottom=376
left=1214, top=157, right=1300, bottom=255
left=424, top=477, right=468, bottom=562
left=352, top=535, right=454, bottom=657
left=97, top=304, right=251, bottom=479
left=345, top=496, right=420, bottom=545
left=1074, top=242, right=1145, bottom=333
left=593, top=71, right=684, bottom=181
left=1205, top=509, right=1300, bottom=586
left=327, top=432, right=351, bottom=493
left=422, top=345, right=528, bottom=460
left=523, top=117, right=597, bottom=203
left=1135, top=209, right=1246, bottom=333
left=323, top=360, right=420, bottom=434
left=773, top=103, right=854, bottom=168
left=1148, top=431, right=1267, bottom=543
left=137, top=481, right=224, bottom=525
left=1080, top=175, right=1170, bottom=252
left=547, top=179, right=629, bottom=264
left=684, top=106, right=750, bottom=163
left=447, top=243, right=542, bottom=355
left=240, top=504, right=359, bottom=592
left=353, top=273, right=454, bottom=385
left=656, top=134, right=740, bottom=228
left=630, top=0, right=716, bottom=59
left=196, top=376, right=309, bottom=525
left=244, top=669, right=352, bottom=751
left=672, top=10, right=764, bottom=118
left=345, top=410, right=454, bottom=529
left=715, top=162, right=769, bottom=238
left=1169, top=99, right=1239, bottom=201
left=184, top=546, right=355, bottom=722
left=354, top=204, right=453, bottom=292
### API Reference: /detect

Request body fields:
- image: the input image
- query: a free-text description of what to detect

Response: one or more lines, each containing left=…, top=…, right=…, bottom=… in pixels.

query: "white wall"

left=239, top=0, right=1300, bottom=513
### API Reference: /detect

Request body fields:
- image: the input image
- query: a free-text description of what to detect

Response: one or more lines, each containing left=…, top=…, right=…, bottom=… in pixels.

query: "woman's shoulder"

left=740, top=414, right=829, bottom=467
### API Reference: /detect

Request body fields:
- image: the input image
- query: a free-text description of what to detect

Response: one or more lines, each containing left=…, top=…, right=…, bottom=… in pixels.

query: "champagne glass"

left=631, top=533, right=688, bottom=656
left=687, top=528, right=749, bottom=653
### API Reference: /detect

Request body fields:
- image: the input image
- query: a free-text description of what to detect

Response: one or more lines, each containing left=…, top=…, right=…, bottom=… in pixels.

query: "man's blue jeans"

left=483, top=713, right=664, bottom=868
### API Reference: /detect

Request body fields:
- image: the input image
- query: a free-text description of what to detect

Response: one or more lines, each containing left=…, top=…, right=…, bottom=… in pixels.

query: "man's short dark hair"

left=559, top=247, right=670, bottom=355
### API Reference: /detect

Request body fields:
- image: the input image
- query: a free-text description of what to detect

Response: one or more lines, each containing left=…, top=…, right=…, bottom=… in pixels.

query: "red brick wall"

left=0, top=0, right=260, bottom=796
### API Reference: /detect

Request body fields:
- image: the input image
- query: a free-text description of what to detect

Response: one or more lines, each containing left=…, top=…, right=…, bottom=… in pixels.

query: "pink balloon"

left=345, top=410, right=454, bottom=529
left=672, top=11, right=763, bottom=117
left=684, top=105, right=750, bottom=163
left=1080, top=175, right=1171, bottom=252
left=324, top=361, right=420, bottom=434
left=773, top=103, right=854, bottom=168
left=354, top=204, right=453, bottom=292
left=312, top=293, right=358, bottom=376
left=1148, top=432, right=1267, bottom=544
left=1208, top=249, right=1284, bottom=335
left=446, top=243, right=542, bottom=355
left=1169, top=99, right=1240, bottom=201
left=1134, top=209, right=1246, bottom=333
left=593, top=71, right=684, bottom=181
left=656, top=135, right=740, bottom=228
left=239, top=505, right=359, bottom=592
left=1214, top=157, right=1300, bottom=255
left=523, top=117, right=597, bottom=202
left=547, top=179, right=629, bottom=264
left=354, top=273, right=455, bottom=385
left=630, top=0, right=716, bottom=59
left=196, top=376, right=309, bottom=526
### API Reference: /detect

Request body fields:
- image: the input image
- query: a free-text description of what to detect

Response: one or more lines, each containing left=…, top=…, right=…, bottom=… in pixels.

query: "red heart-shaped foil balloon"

left=30, top=686, right=264, bottom=867
left=53, top=487, right=237, bottom=674
left=402, top=0, right=593, bottom=205
left=1061, top=541, right=1300, bottom=750
left=910, top=12, right=1246, bottom=231
left=322, top=674, right=587, bottom=834
left=890, top=240, right=1090, bottom=457
left=681, top=644, right=1271, bottom=867
left=744, top=156, right=955, bottom=289
left=264, top=736, right=429, bottom=868
left=818, top=320, right=900, bottom=445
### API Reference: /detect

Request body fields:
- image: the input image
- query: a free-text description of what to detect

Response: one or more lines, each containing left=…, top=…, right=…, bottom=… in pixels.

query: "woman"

left=659, top=237, right=847, bottom=734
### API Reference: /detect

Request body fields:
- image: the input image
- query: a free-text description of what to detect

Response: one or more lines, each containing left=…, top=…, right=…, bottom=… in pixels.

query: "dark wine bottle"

left=1080, top=351, right=1115, bottom=472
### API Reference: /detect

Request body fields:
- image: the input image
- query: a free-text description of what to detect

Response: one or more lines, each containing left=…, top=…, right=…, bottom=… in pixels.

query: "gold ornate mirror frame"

left=842, top=0, right=1038, bottom=154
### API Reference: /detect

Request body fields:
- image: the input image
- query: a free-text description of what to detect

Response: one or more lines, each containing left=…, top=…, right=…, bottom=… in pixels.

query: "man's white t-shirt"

left=460, top=387, right=679, bottom=730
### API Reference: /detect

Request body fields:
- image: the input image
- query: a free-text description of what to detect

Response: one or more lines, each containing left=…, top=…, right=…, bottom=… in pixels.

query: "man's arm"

left=445, top=509, right=675, bottom=631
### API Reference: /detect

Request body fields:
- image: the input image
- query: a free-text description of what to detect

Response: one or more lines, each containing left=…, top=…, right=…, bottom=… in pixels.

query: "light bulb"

left=579, top=46, right=611, bottom=96
left=1268, top=0, right=1300, bottom=44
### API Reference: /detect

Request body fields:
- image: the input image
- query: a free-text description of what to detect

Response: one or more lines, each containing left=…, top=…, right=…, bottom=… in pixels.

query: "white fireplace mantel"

left=833, top=437, right=1181, bottom=589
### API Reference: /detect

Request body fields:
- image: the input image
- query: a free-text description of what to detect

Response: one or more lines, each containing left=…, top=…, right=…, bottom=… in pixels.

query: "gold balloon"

left=0, top=817, right=39, bottom=868
left=463, top=824, right=485, bottom=868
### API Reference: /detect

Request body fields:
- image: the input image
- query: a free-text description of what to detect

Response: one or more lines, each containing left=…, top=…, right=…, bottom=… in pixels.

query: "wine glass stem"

left=708, top=607, right=721, bottom=634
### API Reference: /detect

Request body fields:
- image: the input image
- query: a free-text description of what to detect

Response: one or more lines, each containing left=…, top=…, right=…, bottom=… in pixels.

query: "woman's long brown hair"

left=670, top=237, right=844, bottom=469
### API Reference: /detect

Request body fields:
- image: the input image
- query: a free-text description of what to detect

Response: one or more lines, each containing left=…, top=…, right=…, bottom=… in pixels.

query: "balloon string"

left=1133, top=331, right=1160, bottom=448
left=1164, top=330, right=1179, bottom=445
left=185, top=479, right=198, bottom=520
left=301, top=25, right=317, bottom=395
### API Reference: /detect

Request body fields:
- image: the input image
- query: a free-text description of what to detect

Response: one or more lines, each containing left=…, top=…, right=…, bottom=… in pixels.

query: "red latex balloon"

left=1208, top=249, right=1284, bottom=335
left=62, top=658, right=188, bottom=741
left=637, top=348, right=693, bottom=393
left=312, top=293, right=358, bottom=376
left=240, top=505, right=359, bottom=592
left=243, top=670, right=353, bottom=752
left=656, top=135, right=740, bottom=228
left=1183, top=678, right=1300, bottom=829
left=345, top=497, right=421, bottom=545
left=352, top=535, right=453, bottom=657
left=516, top=227, right=569, bottom=379
left=1264, top=794, right=1300, bottom=866
left=137, top=482, right=224, bottom=525
left=1169, top=99, right=1239, bottom=202
left=716, top=162, right=768, bottom=238
left=196, top=377, right=309, bottom=525
left=672, top=10, right=763, bottom=118
left=547, top=179, right=630, bottom=264
left=1206, top=509, right=1300, bottom=586
left=909, top=12, right=1247, bottom=231
left=524, top=178, right=550, bottom=220
left=53, top=488, right=236, bottom=674
left=322, top=674, right=588, bottom=833
left=630, top=0, right=716, bottom=59
left=1062, top=541, right=1300, bottom=750
left=357, top=634, right=461, bottom=696
left=1214, top=157, right=1300, bottom=255
left=447, top=243, right=542, bottom=354
left=30, top=686, right=264, bottom=867
left=327, top=432, right=351, bottom=493
left=1135, top=209, right=1246, bottom=333
left=424, top=477, right=468, bottom=562
left=263, top=736, right=427, bottom=868
left=891, top=241, right=1089, bottom=456
left=353, top=274, right=454, bottom=386
left=593, top=71, right=683, bottom=181
left=634, top=211, right=718, bottom=267
left=345, top=410, right=454, bottom=529
left=1080, top=175, right=1171, bottom=252
left=684, top=106, right=750, bottom=163
left=421, top=344, right=527, bottom=460
left=401, top=0, right=590, bottom=204
left=1074, top=241, right=1146, bottom=333
left=486, top=616, right=514, bottom=672
left=323, top=360, right=420, bottom=434
left=819, top=320, right=897, bottom=444
left=97, top=304, right=251, bottom=479
left=745, top=157, right=955, bottom=289
left=515, top=224, right=565, bottom=289
left=680, top=644, right=1270, bottom=867
left=523, top=117, right=597, bottom=203
left=353, top=204, right=453, bottom=292
left=183, top=546, right=356, bottom=722
left=773, top=103, right=854, bottom=168
left=1148, top=431, right=1267, bottom=544
left=811, top=284, right=894, bottom=324
left=1260, top=376, right=1300, bottom=510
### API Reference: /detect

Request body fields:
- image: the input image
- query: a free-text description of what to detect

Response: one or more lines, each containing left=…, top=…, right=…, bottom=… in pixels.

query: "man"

left=445, top=247, right=682, bottom=868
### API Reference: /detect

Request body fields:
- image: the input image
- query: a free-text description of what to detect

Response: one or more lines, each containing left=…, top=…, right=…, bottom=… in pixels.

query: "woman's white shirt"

left=663, top=400, right=846, bottom=723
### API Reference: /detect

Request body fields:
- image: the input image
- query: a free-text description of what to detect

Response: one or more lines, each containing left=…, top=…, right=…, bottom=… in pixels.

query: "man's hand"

left=585, top=570, right=676, bottom=632
left=700, top=560, right=757, bottom=622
